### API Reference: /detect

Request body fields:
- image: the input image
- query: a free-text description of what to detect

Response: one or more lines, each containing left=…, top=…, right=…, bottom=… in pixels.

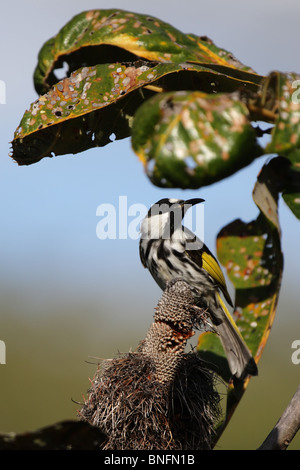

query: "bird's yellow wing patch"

left=202, top=250, right=233, bottom=306
left=202, top=251, right=227, bottom=289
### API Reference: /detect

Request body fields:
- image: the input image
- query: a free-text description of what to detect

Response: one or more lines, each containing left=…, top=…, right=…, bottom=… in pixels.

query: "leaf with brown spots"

left=11, top=62, right=261, bottom=166
left=265, top=72, right=300, bottom=156
left=250, top=72, right=300, bottom=219
left=197, top=196, right=283, bottom=444
left=131, top=90, right=263, bottom=188
left=34, top=8, right=261, bottom=95
left=198, top=214, right=282, bottom=371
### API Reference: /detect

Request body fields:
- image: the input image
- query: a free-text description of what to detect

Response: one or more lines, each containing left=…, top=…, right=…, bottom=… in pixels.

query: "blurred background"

left=0, top=0, right=299, bottom=450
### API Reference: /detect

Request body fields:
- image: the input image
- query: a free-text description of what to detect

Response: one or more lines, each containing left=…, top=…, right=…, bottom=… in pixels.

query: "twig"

left=258, top=385, right=300, bottom=450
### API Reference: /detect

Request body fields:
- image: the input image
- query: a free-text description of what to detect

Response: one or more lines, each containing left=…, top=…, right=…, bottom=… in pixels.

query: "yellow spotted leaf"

left=34, top=9, right=260, bottom=95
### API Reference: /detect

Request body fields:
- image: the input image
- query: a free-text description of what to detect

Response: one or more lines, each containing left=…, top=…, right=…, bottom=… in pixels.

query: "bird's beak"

left=184, top=198, right=205, bottom=206
left=180, top=198, right=204, bottom=215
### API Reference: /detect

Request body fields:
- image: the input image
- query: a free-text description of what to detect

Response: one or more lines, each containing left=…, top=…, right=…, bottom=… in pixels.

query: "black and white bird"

left=139, top=197, right=258, bottom=379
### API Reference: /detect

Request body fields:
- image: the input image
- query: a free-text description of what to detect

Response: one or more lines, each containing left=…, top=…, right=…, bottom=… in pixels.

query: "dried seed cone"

left=140, top=322, right=186, bottom=384
left=78, top=280, right=221, bottom=449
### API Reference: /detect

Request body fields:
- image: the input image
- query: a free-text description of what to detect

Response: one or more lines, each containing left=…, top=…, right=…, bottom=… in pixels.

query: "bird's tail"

left=216, top=294, right=258, bottom=379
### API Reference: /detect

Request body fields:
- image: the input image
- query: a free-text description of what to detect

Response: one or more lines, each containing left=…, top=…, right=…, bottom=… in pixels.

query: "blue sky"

left=1, top=0, right=299, bottom=320
left=0, top=0, right=299, bottom=447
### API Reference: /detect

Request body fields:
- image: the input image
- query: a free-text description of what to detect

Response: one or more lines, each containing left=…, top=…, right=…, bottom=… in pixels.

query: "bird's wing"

left=184, top=229, right=233, bottom=307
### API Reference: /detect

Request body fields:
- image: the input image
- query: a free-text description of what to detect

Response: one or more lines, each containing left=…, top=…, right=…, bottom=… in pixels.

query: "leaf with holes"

left=12, top=62, right=154, bottom=165
left=34, top=8, right=260, bottom=95
left=197, top=212, right=283, bottom=444
left=131, top=90, right=262, bottom=188
left=11, top=62, right=262, bottom=166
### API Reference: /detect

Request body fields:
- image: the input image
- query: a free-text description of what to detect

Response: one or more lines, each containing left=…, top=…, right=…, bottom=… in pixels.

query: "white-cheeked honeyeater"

left=139, top=198, right=258, bottom=379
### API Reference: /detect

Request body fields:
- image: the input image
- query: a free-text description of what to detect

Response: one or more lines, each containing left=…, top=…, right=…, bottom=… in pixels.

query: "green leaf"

left=197, top=331, right=231, bottom=382
left=282, top=192, right=300, bottom=219
left=34, top=8, right=260, bottom=95
left=197, top=155, right=283, bottom=443
left=281, top=150, right=300, bottom=219
left=12, top=62, right=152, bottom=165
left=12, top=8, right=264, bottom=166
left=131, top=90, right=262, bottom=188
left=198, top=215, right=282, bottom=370
left=11, top=62, right=261, bottom=166
left=198, top=213, right=283, bottom=443
left=266, top=72, right=300, bottom=156
left=253, top=155, right=300, bottom=223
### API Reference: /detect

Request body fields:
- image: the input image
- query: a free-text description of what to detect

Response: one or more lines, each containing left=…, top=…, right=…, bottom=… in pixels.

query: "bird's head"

left=140, top=198, right=204, bottom=240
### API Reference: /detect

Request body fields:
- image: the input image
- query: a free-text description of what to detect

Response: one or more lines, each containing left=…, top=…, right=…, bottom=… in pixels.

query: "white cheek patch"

left=141, top=213, right=171, bottom=239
